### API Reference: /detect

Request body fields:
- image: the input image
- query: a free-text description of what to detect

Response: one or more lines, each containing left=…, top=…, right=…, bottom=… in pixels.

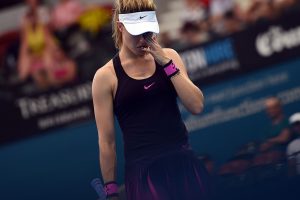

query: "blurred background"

left=1, top=0, right=300, bottom=199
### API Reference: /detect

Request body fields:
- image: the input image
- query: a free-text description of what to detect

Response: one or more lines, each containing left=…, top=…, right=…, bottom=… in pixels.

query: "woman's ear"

left=117, top=22, right=123, bottom=32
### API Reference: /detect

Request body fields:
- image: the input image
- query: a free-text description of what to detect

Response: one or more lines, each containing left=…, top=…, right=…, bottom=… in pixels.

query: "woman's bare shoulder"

left=92, top=59, right=116, bottom=90
left=93, top=60, right=115, bottom=80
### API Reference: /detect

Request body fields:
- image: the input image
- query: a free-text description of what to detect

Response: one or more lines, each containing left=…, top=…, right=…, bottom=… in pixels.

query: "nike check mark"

left=139, top=15, right=147, bottom=19
left=144, top=82, right=155, bottom=90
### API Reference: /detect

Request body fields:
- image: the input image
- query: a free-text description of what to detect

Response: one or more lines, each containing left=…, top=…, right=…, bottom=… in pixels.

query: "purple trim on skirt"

left=125, top=145, right=212, bottom=200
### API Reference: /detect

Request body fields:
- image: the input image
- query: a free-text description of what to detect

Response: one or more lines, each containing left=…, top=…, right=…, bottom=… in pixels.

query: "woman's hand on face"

left=143, top=32, right=171, bottom=66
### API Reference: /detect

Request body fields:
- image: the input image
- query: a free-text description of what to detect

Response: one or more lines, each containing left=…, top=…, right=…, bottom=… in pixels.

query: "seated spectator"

left=44, top=43, right=77, bottom=87
left=182, top=0, right=208, bottom=24
left=209, top=0, right=234, bottom=35
left=18, top=3, right=58, bottom=89
left=178, top=21, right=210, bottom=49
left=253, top=97, right=291, bottom=166
left=260, top=97, right=291, bottom=152
left=210, top=0, right=234, bottom=20
left=50, top=0, right=92, bottom=60
left=222, top=10, right=243, bottom=36
left=25, top=0, right=50, bottom=25
left=246, top=0, right=278, bottom=26
left=274, top=0, right=300, bottom=19
left=50, top=0, right=83, bottom=32
left=286, top=113, right=300, bottom=177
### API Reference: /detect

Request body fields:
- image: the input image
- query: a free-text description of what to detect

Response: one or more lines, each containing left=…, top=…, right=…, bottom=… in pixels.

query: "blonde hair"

left=112, top=0, right=156, bottom=49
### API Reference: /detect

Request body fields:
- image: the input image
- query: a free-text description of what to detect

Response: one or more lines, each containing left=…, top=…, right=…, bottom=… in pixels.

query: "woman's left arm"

left=165, top=48, right=204, bottom=114
left=144, top=36, right=204, bottom=114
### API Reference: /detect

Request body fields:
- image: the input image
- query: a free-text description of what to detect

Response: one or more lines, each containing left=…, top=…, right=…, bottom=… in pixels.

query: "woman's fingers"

left=143, top=33, right=158, bottom=48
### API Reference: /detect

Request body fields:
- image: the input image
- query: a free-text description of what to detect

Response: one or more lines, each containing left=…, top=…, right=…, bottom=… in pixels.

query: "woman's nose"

left=136, top=35, right=147, bottom=44
left=138, top=34, right=145, bottom=41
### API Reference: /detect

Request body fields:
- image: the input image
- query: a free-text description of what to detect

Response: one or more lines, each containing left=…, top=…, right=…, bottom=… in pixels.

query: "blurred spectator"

left=274, top=0, right=300, bottom=18
left=179, top=21, right=210, bottom=49
left=50, top=0, right=83, bottom=31
left=207, top=0, right=234, bottom=36
left=222, top=10, right=243, bottom=36
left=260, top=97, right=291, bottom=152
left=158, top=31, right=172, bottom=47
left=232, top=0, right=253, bottom=23
left=25, top=0, right=50, bottom=25
left=44, top=43, right=77, bottom=87
left=233, top=0, right=253, bottom=12
left=245, top=0, right=278, bottom=26
left=77, top=5, right=112, bottom=36
left=177, top=0, right=214, bottom=49
left=18, top=1, right=58, bottom=89
left=50, top=0, right=84, bottom=50
left=50, top=0, right=94, bottom=61
left=253, top=97, right=291, bottom=166
left=199, top=0, right=210, bottom=8
left=286, top=113, right=300, bottom=177
left=182, top=0, right=208, bottom=24
left=210, top=0, right=234, bottom=19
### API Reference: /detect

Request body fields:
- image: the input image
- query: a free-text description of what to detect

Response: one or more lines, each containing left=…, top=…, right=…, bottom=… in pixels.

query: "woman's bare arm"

left=92, top=64, right=117, bottom=183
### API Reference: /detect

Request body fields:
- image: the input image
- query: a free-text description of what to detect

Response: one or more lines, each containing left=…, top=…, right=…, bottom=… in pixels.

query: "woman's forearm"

left=100, top=146, right=117, bottom=183
left=171, top=73, right=204, bottom=114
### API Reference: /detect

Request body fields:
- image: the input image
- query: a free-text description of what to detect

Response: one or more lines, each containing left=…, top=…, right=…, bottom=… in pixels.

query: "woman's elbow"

left=192, top=93, right=204, bottom=114
left=192, top=104, right=204, bottom=115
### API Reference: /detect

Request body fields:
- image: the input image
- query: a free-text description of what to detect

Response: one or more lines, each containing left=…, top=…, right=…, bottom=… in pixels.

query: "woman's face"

left=118, top=22, right=151, bottom=56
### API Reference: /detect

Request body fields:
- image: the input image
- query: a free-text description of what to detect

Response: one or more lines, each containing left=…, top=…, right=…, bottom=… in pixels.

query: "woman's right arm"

left=92, top=65, right=117, bottom=184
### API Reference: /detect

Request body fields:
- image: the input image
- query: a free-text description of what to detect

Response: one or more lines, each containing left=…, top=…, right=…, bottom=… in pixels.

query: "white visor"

left=119, top=11, right=159, bottom=36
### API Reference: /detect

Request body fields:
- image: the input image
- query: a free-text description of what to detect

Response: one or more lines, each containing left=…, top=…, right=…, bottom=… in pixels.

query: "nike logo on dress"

left=139, top=15, right=147, bottom=19
left=144, top=82, right=155, bottom=90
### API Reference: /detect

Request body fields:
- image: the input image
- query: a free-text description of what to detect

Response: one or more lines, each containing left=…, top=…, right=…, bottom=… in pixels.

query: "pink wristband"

left=104, top=181, right=119, bottom=198
left=163, top=60, right=180, bottom=78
